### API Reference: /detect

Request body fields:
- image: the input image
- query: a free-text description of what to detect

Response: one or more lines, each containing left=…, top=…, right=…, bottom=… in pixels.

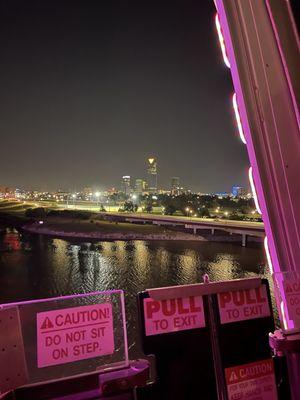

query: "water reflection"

left=0, top=229, right=273, bottom=356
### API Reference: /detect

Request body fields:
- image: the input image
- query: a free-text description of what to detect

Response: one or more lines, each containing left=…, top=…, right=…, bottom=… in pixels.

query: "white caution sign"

left=37, top=303, right=114, bottom=368
left=218, top=285, right=271, bottom=324
left=143, top=296, right=205, bottom=336
left=225, top=359, right=278, bottom=400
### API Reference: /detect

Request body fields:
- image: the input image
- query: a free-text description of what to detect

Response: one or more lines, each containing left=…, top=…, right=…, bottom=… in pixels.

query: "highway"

left=14, top=200, right=264, bottom=246
left=106, top=212, right=265, bottom=246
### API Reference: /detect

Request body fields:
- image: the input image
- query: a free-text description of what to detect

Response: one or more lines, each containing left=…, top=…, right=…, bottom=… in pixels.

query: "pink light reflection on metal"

left=232, top=93, right=247, bottom=144
left=215, top=13, right=231, bottom=68
left=248, top=167, right=262, bottom=215
left=280, top=301, right=289, bottom=331
left=264, top=236, right=273, bottom=275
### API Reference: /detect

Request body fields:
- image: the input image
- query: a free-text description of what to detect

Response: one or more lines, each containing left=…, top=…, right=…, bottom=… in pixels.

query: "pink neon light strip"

left=215, top=13, right=231, bottom=68
left=232, top=93, right=247, bottom=144
left=248, top=167, right=262, bottom=215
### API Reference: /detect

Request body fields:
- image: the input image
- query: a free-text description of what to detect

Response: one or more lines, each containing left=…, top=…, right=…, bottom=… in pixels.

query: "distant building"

left=122, top=176, right=131, bottom=195
left=56, top=190, right=70, bottom=195
left=241, top=188, right=249, bottom=197
left=81, top=188, right=92, bottom=200
left=55, top=190, right=70, bottom=201
left=147, top=157, right=158, bottom=192
left=171, top=177, right=180, bottom=195
left=158, top=189, right=170, bottom=194
left=135, top=179, right=147, bottom=194
left=83, top=187, right=93, bottom=195
left=232, top=185, right=244, bottom=197
left=0, top=186, right=13, bottom=198
left=14, top=188, right=25, bottom=199
left=215, top=192, right=230, bottom=198
left=107, top=187, right=118, bottom=195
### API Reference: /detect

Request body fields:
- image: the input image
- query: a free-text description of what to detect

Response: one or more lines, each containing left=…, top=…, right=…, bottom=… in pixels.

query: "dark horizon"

left=0, top=0, right=250, bottom=193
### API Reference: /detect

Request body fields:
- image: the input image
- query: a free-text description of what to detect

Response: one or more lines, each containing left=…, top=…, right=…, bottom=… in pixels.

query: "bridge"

left=107, top=213, right=265, bottom=246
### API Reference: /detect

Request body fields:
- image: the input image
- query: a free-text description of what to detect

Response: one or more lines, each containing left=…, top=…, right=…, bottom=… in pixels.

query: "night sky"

left=0, top=0, right=250, bottom=193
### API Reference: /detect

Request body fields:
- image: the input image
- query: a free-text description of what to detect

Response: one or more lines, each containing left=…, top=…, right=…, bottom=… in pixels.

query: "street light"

left=72, top=194, right=76, bottom=208
left=185, top=207, right=190, bottom=217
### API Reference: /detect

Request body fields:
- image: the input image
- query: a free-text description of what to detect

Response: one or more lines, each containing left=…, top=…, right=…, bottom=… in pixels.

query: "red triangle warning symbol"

left=40, top=316, right=54, bottom=330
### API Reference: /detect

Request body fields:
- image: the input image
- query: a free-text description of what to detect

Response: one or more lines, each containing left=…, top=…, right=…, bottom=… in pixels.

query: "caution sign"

left=143, top=296, right=205, bottom=336
left=283, top=278, right=300, bottom=327
left=218, top=285, right=270, bottom=324
left=37, top=303, right=114, bottom=368
left=225, top=359, right=278, bottom=400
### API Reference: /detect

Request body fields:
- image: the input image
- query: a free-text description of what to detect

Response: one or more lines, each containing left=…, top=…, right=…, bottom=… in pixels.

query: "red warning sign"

left=225, top=359, right=278, bottom=400
left=283, top=278, right=300, bottom=327
left=218, top=285, right=271, bottom=324
left=40, top=317, right=54, bottom=330
left=143, top=296, right=205, bottom=336
left=37, top=303, right=114, bottom=368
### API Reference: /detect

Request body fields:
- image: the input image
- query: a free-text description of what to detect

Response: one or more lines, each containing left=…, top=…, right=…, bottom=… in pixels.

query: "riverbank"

left=22, top=218, right=207, bottom=241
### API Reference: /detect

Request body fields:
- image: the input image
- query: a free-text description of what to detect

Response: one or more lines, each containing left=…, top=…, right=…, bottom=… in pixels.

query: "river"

left=0, top=228, right=275, bottom=357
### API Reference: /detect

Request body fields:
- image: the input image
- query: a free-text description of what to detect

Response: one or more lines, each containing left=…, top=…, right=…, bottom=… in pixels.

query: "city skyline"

left=0, top=154, right=249, bottom=195
left=0, top=177, right=250, bottom=197
left=0, top=0, right=249, bottom=192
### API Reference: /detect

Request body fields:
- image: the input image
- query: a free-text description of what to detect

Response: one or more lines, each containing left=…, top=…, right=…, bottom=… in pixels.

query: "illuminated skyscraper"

left=232, top=185, right=243, bottom=197
left=147, top=157, right=157, bottom=192
left=122, top=176, right=131, bottom=195
left=171, top=177, right=180, bottom=195
left=135, top=179, right=147, bottom=194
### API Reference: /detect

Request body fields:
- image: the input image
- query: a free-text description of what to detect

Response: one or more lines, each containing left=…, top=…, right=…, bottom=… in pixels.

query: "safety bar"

left=147, top=277, right=261, bottom=300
